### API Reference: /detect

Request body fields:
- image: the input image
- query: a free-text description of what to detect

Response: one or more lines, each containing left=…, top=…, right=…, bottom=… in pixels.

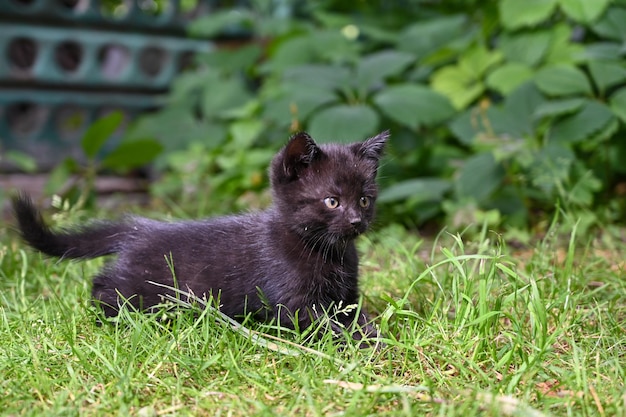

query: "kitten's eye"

left=324, top=197, right=340, bottom=209
left=359, top=196, right=370, bottom=208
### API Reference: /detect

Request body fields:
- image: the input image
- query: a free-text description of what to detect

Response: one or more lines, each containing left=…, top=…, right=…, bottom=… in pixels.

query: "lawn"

left=1, top=213, right=624, bottom=416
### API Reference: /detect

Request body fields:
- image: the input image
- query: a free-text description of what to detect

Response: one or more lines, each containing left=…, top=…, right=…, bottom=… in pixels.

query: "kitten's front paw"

left=351, top=322, right=386, bottom=350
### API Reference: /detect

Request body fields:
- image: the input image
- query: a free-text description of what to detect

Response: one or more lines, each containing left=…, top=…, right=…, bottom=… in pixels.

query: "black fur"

left=13, top=131, right=389, bottom=340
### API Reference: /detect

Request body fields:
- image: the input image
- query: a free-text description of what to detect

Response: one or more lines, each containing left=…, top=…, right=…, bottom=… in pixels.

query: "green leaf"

left=530, top=143, right=575, bottom=194
left=486, top=63, right=534, bottom=95
left=188, top=9, right=254, bottom=37
left=567, top=168, right=602, bottom=207
left=430, top=46, right=501, bottom=110
left=168, top=71, right=211, bottom=105
left=262, top=35, right=318, bottom=73
left=473, top=103, right=532, bottom=146
left=549, top=100, right=615, bottom=143
left=288, top=87, right=339, bottom=120
left=534, top=64, right=592, bottom=96
left=354, top=50, right=415, bottom=94
left=229, top=119, right=264, bottom=148
left=45, top=158, right=79, bottom=195
left=499, top=0, right=558, bottom=30
left=356, top=22, right=400, bottom=44
left=431, top=65, right=484, bottom=110
left=455, top=152, right=505, bottom=203
left=582, top=117, right=619, bottom=151
left=373, top=84, right=455, bottom=129
left=584, top=43, right=625, bottom=61
left=449, top=83, right=543, bottom=144
left=499, top=82, right=545, bottom=137
left=397, top=15, right=467, bottom=58
left=81, top=111, right=123, bottom=159
left=199, top=45, right=263, bottom=74
left=101, top=139, right=163, bottom=170
left=458, top=46, right=504, bottom=79
left=544, top=24, right=587, bottom=65
left=591, top=6, right=626, bottom=42
left=202, top=77, right=252, bottom=119
left=219, top=99, right=260, bottom=120
left=610, top=138, right=626, bottom=174
left=609, top=87, right=626, bottom=123
left=448, top=110, right=478, bottom=145
left=262, top=84, right=338, bottom=126
left=378, top=178, right=451, bottom=204
left=283, top=65, right=351, bottom=91
left=534, top=98, right=585, bottom=119
left=530, top=142, right=576, bottom=193
left=264, top=30, right=359, bottom=73
left=128, top=107, right=223, bottom=152
left=307, top=105, right=379, bottom=143
left=588, top=60, right=626, bottom=94
left=309, top=30, right=360, bottom=64
left=4, top=150, right=37, bottom=173
left=499, top=31, right=552, bottom=66
left=558, top=0, right=610, bottom=23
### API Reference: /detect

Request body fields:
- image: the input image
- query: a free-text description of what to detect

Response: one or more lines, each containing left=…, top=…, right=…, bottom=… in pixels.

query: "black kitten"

left=12, top=131, right=388, bottom=342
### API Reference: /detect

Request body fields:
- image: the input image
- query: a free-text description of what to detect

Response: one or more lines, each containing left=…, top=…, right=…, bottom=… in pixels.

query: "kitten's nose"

left=349, top=217, right=362, bottom=227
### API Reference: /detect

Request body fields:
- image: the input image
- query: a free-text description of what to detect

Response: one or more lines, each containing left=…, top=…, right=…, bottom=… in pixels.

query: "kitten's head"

left=270, top=131, right=388, bottom=245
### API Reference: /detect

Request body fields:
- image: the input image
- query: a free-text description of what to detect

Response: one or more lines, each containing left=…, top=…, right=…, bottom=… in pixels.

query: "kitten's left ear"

left=354, top=130, right=389, bottom=161
left=282, top=132, right=321, bottom=180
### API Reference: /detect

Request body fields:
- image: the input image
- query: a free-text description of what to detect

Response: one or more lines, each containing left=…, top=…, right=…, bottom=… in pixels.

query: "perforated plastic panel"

left=0, top=0, right=217, bottom=170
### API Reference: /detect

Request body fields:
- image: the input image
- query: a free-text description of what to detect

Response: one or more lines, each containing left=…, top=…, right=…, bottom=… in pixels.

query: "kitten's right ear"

left=282, top=132, right=320, bottom=180
left=355, top=130, right=389, bottom=161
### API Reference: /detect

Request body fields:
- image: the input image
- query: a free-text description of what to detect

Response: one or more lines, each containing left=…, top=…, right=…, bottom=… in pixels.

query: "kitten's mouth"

left=351, top=222, right=368, bottom=236
left=345, top=226, right=365, bottom=239
left=299, top=223, right=365, bottom=246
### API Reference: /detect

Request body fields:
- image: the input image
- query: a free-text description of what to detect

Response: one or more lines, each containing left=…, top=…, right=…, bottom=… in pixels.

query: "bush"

left=129, top=0, right=626, bottom=230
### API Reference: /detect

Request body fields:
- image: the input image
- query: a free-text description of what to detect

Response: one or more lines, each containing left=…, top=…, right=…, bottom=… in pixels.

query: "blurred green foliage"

left=127, top=0, right=626, bottom=230
left=47, top=111, right=162, bottom=208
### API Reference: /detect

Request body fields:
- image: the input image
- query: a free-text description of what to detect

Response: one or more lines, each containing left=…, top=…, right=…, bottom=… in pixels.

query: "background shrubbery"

left=3, top=4, right=626, bottom=414
left=123, top=0, right=626, bottom=232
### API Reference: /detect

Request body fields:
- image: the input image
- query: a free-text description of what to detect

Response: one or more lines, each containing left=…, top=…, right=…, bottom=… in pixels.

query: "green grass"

left=1, top=217, right=625, bottom=416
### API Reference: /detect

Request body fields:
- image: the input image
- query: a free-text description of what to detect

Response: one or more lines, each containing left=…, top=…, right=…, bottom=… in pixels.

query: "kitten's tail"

left=12, top=194, right=127, bottom=260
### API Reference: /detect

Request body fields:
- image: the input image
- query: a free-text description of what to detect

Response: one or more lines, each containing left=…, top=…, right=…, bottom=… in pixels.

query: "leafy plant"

left=441, top=0, right=626, bottom=230
left=48, top=111, right=162, bottom=208
left=129, top=0, right=626, bottom=230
